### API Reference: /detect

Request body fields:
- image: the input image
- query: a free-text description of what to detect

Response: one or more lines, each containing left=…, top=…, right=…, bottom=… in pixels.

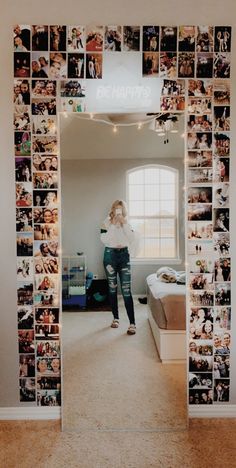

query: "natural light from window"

left=127, top=165, right=178, bottom=259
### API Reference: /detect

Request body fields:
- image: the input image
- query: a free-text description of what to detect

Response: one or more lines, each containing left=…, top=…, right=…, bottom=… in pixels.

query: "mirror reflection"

left=60, top=113, right=187, bottom=431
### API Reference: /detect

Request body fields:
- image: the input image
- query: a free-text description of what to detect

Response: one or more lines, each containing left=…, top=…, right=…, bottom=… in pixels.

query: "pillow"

left=159, top=272, right=177, bottom=283
left=156, top=266, right=176, bottom=277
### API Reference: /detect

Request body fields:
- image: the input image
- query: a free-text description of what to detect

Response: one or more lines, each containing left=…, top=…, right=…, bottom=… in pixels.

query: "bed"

left=146, top=273, right=186, bottom=363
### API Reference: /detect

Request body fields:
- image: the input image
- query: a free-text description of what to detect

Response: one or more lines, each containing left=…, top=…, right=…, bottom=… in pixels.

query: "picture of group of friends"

left=214, top=356, right=230, bottom=379
left=189, top=307, right=213, bottom=340
left=32, top=79, right=57, bottom=97
left=188, top=187, right=212, bottom=204
left=189, top=353, right=213, bottom=372
left=32, top=116, right=57, bottom=135
left=190, top=290, right=214, bottom=307
left=33, top=172, right=58, bottom=189
left=34, top=291, right=59, bottom=308
left=37, top=389, right=61, bottom=406
left=159, top=53, right=177, bottom=78
left=20, top=378, right=36, bottom=402
left=34, top=241, right=59, bottom=258
left=189, top=389, right=213, bottom=404
left=188, top=168, right=213, bottom=184
left=32, top=154, right=58, bottom=172
left=60, top=80, right=85, bottom=97
left=37, top=376, right=60, bottom=390
left=161, top=79, right=185, bottom=96
left=36, top=340, right=60, bottom=358
left=34, top=224, right=59, bottom=241
left=188, top=221, right=213, bottom=240
left=14, top=110, right=31, bottom=131
left=15, top=182, right=32, bottom=207
left=33, top=190, right=58, bottom=209
left=215, top=283, right=231, bottom=306
left=32, top=136, right=58, bottom=153
left=215, top=307, right=231, bottom=331
left=160, top=96, right=185, bottom=111
left=33, top=207, right=58, bottom=224
left=214, top=258, right=230, bottom=282
left=187, top=150, right=212, bottom=168
left=35, top=324, right=59, bottom=340
left=32, top=98, right=57, bottom=115
left=189, top=372, right=213, bottom=389
left=37, top=357, right=60, bottom=376
left=189, top=273, right=214, bottom=291
left=214, top=331, right=231, bottom=354
left=19, top=355, right=35, bottom=377
left=35, top=308, right=59, bottom=326
left=34, top=257, right=59, bottom=275
left=213, top=133, right=230, bottom=157
left=142, top=53, right=159, bottom=77
left=188, top=115, right=212, bottom=132
left=17, top=233, right=33, bottom=256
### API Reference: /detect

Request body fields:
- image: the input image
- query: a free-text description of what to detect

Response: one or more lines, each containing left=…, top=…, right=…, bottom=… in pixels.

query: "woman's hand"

left=113, top=214, right=126, bottom=225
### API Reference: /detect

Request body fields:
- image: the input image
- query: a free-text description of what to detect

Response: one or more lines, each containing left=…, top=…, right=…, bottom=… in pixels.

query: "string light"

left=113, top=125, right=118, bottom=133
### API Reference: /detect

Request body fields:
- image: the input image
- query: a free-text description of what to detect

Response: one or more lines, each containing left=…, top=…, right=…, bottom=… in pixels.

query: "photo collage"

left=14, top=24, right=232, bottom=407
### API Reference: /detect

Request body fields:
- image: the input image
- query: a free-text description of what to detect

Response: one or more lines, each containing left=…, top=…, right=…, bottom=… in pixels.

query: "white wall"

left=1, top=0, right=236, bottom=407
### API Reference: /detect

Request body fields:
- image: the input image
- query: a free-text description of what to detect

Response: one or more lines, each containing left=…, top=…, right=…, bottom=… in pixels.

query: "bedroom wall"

left=0, top=0, right=236, bottom=411
left=61, top=157, right=185, bottom=294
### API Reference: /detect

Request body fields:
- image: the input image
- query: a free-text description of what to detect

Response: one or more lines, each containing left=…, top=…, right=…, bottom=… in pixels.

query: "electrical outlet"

left=93, top=274, right=99, bottom=279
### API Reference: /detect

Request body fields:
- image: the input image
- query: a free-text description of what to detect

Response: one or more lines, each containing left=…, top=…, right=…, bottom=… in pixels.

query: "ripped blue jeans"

left=103, top=247, right=135, bottom=324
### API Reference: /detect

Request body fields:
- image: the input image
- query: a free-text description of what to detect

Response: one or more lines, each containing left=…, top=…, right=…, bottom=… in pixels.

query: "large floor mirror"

left=60, top=112, right=187, bottom=431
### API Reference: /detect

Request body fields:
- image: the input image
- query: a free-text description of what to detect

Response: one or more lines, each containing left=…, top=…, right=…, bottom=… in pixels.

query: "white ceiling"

left=60, top=113, right=184, bottom=160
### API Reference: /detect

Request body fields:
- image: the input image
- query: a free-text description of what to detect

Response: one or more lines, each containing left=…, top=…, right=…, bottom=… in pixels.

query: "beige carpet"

left=1, top=419, right=236, bottom=468
left=62, top=300, right=187, bottom=431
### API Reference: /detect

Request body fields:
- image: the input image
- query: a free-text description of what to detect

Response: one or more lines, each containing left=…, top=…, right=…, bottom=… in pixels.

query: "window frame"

left=126, top=164, right=180, bottom=264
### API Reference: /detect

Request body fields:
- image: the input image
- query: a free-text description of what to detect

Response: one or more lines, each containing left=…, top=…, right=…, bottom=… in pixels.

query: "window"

left=127, top=165, right=179, bottom=259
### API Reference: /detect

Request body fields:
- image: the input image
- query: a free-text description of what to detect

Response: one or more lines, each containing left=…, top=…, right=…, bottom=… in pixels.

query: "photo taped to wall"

left=32, top=136, right=58, bottom=154
left=86, top=53, right=103, bottom=79
left=33, top=207, right=58, bottom=225
left=188, top=204, right=212, bottom=221
left=189, top=255, right=214, bottom=273
left=188, top=240, right=213, bottom=257
left=189, top=372, right=213, bottom=389
left=15, top=131, right=31, bottom=156
left=196, top=26, right=213, bottom=52
left=159, top=53, right=177, bottom=78
left=214, top=307, right=231, bottom=331
left=189, top=273, right=214, bottom=291
left=34, top=223, right=59, bottom=241
left=37, top=389, right=61, bottom=406
left=34, top=241, right=59, bottom=258
left=35, top=324, right=60, bottom=340
left=32, top=80, right=57, bottom=98
left=188, top=221, right=213, bottom=240
left=188, top=187, right=212, bottom=204
left=187, top=115, right=212, bottom=132
left=213, top=157, right=229, bottom=183
left=32, top=154, right=58, bottom=172
left=16, top=208, right=33, bottom=232
left=160, top=96, right=185, bottom=111
left=213, top=183, right=229, bottom=208
left=104, top=26, right=122, bottom=51
left=189, top=307, right=214, bottom=340
left=142, top=52, right=159, bottom=77
left=213, top=106, right=230, bottom=131
left=161, top=79, right=185, bottom=96
left=18, top=329, right=35, bottom=353
left=160, top=26, right=177, bottom=51
left=123, top=26, right=140, bottom=51
left=34, top=257, right=59, bottom=275
left=14, top=111, right=31, bottom=131
left=188, top=168, right=213, bottom=184
left=33, top=190, right=58, bottom=209
left=37, top=357, right=60, bottom=376
left=19, top=355, right=35, bottom=377
left=35, top=308, right=59, bottom=326
left=37, top=376, right=60, bottom=390
left=20, top=378, right=36, bottom=402
left=214, top=27, right=231, bottom=53
left=188, top=97, right=212, bottom=114
left=214, top=355, right=230, bottom=379
left=187, top=132, right=212, bottom=150
left=215, top=283, right=231, bottom=306
left=178, top=26, right=195, bottom=52
left=32, top=116, right=57, bottom=135
left=50, top=26, right=67, bottom=51
left=16, top=182, right=32, bottom=207
left=214, top=52, right=231, bottom=78
left=188, top=79, right=213, bottom=97
left=13, top=25, right=31, bottom=51
left=60, top=80, right=85, bottom=97
left=18, top=306, right=34, bottom=330
left=14, top=79, right=31, bottom=105
left=187, top=151, right=213, bottom=169
left=17, top=257, right=33, bottom=281
left=68, top=53, right=85, bottom=78
left=86, top=25, right=104, bottom=52
left=14, top=53, right=30, bottom=78
left=49, top=53, right=67, bottom=79
left=214, top=331, right=231, bottom=354
left=178, top=53, right=195, bottom=78
left=213, top=79, right=230, bottom=105
left=32, top=98, right=57, bottom=116
left=33, top=172, right=58, bottom=189
left=189, top=389, right=213, bottom=404
left=214, top=258, right=230, bottom=282
left=213, top=208, right=229, bottom=232
left=32, top=52, right=49, bottom=78
left=196, top=53, right=213, bottom=78
left=213, top=232, right=230, bottom=257
left=32, top=25, right=49, bottom=51
left=15, top=158, right=32, bottom=182
left=67, top=26, right=85, bottom=52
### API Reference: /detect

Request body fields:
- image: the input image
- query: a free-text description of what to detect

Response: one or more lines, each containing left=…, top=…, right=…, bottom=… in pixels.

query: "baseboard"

left=189, top=404, right=236, bottom=418
left=0, top=407, right=61, bottom=420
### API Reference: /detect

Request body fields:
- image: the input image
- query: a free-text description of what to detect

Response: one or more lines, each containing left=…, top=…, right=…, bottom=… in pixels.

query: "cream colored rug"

left=62, top=300, right=187, bottom=432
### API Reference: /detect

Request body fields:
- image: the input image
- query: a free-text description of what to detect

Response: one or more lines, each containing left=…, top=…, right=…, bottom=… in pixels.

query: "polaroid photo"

left=160, top=26, right=177, bottom=51
left=214, top=79, right=230, bottom=105
left=32, top=79, right=57, bottom=98
left=189, top=273, right=214, bottom=291
left=14, top=79, right=31, bottom=105
left=32, top=25, right=48, bottom=51
left=213, top=183, right=229, bottom=208
left=189, top=290, right=214, bottom=307
left=20, top=378, right=36, bottom=402
left=189, top=372, right=213, bottom=389
left=161, top=79, right=185, bottom=96
left=196, top=53, right=213, bottom=78
left=178, top=53, right=195, bottom=78
left=34, top=274, right=59, bottom=292
left=213, top=232, right=230, bottom=257
left=32, top=116, right=57, bottom=135
left=15, top=158, right=31, bottom=182
left=187, top=221, right=213, bottom=240
left=188, top=79, right=213, bottom=97
left=188, top=168, right=213, bottom=184
left=189, top=354, right=213, bottom=372
left=142, top=52, right=159, bottom=77
left=37, top=357, right=60, bottom=376
left=18, top=306, right=34, bottom=330
left=33, top=207, right=58, bottom=225
left=187, top=115, right=212, bottom=133
left=18, top=329, right=35, bottom=353
left=37, top=389, right=61, bottom=406
left=19, top=355, right=35, bottom=377
left=13, top=25, right=31, bottom=51
left=32, top=98, right=57, bottom=116
left=214, top=306, right=231, bottom=332
left=187, top=150, right=212, bottom=168
left=33, top=172, right=58, bottom=189
left=188, top=187, right=212, bottom=204
left=67, top=53, right=85, bottom=78
left=67, top=26, right=85, bottom=52
left=16, top=182, right=32, bottom=207
left=104, top=26, right=122, bottom=51
left=214, top=355, right=230, bottom=379
left=189, top=307, right=214, bottom=340
left=214, top=27, right=231, bottom=52
left=16, top=232, right=33, bottom=256
left=36, top=340, right=60, bottom=358
left=16, top=208, right=33, bottom=232
left=142, top=26, right=159, bottom=52
left=214, top=258, right=231, bottom=282
left=214, top=379, right=230, bottom=402
left=32, top=154, right=58, bottom=172
left=214, top=52, right=231, bottom=79
left=215, top=283, right=231, bottom=307
left=49, top=53, right=67, bottom=79
left=86, top=25, right=104, bottom=52
left=213, top=207, right=230, bottom=232
left=213, top=156, right=230, bottom=184
left=32, top=52, right=49, bottom=78
left=14, top=53, right=30, bottom=78
left=17, top=282, right=33, bottom=306
left=188, top=240, right=213, bottom=257
left=14, top=131, right=31, bottom=156
left=178, top=26, right=195, bottom=51
left=86, top=53, right=103, bottom=79
left=50, top=26, right=67, bottom=51
left=214, top=106, right=230, bottom=133
left=34, top=291, right=59, bottom=308
left=160, top=96, right=185, bottom=112
left=188, top=132, right=212, bottom=150
left=17, top=257, right=33, bottom=281
left=159, top=53, right=177, bottom=78
left=33, top=190, right=58, bottom=209
left=34, top=257, right=59, bottom=275
left=188, top=255, right=214, bottom=273
left=35, top=308, right=59, bottom=326
left=60, top=97, right=86, bottom=113
left=37, top=376, right=61, bottom=390
left=189, top=389, right=213, bottom=404
left=60, top=80, right=85, bottom=97
left=123, top=26, right=140, bottom=51
left=188, top=204, right=212, bottom=221
left=187, top=98, right=212, bottom=114
left=32, top=135, right=58, bottom=153
left=14, top=111, right=31, bottom=131
left=196, top=26, right=213, bottom=52
left=34, top=224, right=59, bottom=241
left=34, top=240, right=59, bottom=257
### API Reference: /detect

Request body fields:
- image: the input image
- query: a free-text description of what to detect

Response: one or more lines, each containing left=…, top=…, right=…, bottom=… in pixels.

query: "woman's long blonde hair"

left=109, top=200, right=128, bottom=220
